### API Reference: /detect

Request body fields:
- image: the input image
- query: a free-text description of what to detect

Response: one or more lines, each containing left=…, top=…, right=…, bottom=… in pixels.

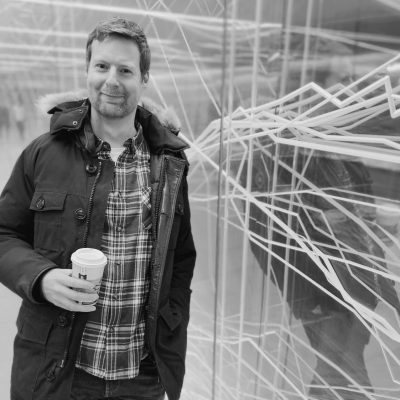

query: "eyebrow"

left=91, top=58, right=137, bottom=68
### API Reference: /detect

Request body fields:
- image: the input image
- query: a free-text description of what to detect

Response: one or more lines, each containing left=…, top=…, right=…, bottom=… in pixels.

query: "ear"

left=142, top=72, right=149, bottom=85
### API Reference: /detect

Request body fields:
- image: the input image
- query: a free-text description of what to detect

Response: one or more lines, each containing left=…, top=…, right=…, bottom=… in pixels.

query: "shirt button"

left=116, top=226, right=123, bottom=232
left=109, top=327, right=115, bottom=333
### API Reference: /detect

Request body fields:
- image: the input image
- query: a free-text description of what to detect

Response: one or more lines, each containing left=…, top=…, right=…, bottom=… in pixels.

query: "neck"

left=90, top=108, right=137, bottom=147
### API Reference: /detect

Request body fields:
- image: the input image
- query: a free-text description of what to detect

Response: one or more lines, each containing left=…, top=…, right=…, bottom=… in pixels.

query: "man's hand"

left=40, top=268, right=99, bottom=312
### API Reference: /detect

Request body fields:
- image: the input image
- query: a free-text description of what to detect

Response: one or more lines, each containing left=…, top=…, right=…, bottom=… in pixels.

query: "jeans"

left=70, top=356, right=165, bottom=400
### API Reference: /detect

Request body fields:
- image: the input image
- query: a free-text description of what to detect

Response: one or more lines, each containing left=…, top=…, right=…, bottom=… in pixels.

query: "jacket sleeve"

left=170, top=174, right=196, bottom=321
left=0, top=145, right=57, bottom=303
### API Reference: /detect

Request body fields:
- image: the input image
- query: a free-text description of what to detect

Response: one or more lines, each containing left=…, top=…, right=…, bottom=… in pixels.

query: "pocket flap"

left=29, top=191, right=67, bottom=212
left=159, top=302, right=182, bottom=331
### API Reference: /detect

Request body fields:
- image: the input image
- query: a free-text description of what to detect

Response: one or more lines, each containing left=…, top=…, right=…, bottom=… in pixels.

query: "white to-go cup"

left=71, top=248, right=107, bottom=305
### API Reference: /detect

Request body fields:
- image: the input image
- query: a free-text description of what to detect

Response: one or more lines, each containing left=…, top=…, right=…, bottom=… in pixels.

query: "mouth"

left=101, top=92, right=124, bottom=98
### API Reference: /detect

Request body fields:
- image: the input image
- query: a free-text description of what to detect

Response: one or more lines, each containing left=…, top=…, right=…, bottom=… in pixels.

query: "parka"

left=0, top=97, right=196, bottom=400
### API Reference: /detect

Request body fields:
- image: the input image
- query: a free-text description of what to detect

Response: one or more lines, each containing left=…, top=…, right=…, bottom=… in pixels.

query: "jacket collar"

left=47, top=98, right=189, bottom=154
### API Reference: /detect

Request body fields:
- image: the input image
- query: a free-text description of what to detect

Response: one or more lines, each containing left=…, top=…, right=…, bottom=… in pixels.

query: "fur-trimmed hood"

left=36, top=90, right=181, bottom=133
left=36, top=91, right=189, bottom=155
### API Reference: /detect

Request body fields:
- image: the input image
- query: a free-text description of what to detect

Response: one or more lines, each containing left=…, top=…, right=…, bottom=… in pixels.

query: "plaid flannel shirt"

left=76, top=123, right=152, bottom=380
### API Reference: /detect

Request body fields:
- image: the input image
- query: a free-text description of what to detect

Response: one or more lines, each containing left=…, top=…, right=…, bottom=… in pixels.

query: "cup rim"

left=71, top=248, right=107, bottom=267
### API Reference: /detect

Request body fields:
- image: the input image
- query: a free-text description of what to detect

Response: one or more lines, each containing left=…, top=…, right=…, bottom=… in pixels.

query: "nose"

left=104, top=67, right=120, bottom=88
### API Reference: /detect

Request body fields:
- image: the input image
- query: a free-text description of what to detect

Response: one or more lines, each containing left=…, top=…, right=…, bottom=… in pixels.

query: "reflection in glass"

left=246, top=143, right=400, bottom=399
left=189, top=49, right=400, bottom=398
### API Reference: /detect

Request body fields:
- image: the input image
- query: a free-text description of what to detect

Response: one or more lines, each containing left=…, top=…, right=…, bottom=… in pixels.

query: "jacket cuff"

left=30, top=266, right=57, bottom=304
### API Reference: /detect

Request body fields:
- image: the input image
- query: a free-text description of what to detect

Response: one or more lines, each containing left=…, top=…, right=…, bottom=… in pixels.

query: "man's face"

left=86, top=36, right=148, bottom=119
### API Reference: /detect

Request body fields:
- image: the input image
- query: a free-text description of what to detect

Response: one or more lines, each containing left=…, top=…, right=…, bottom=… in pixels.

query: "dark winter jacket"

left=0, top=97, right=196, bottom=400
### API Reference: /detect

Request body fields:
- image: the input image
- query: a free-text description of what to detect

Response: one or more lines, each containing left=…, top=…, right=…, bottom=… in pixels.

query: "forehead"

left=90, top=37, right=140, bottom=65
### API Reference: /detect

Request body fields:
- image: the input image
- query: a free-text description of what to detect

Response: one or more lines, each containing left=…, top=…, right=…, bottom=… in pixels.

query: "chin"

left=95, top=102, right=131, bottom=119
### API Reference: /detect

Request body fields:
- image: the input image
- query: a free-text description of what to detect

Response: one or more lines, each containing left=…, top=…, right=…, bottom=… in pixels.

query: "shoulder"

left=21, top=129, right=75, bottom=171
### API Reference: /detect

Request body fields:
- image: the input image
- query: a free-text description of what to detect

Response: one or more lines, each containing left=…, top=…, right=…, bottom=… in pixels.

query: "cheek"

left=86, top=83, right=96, bottom=100
left=87, top=75, right=103, bottom=92
left=125, top=84, right=140, bottom=99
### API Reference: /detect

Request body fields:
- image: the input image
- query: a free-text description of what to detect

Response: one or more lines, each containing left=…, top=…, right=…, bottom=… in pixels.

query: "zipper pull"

left=45, top=359, right=65, bottom=382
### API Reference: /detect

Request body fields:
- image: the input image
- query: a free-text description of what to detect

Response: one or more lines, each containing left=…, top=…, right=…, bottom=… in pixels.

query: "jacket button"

left=36, top=197, right=45, bottom=210
left=74, top=208, right=87, bottom=221
left=57, top=314, right=69, bottom=327
left=86, top=164, right=98, bottom=174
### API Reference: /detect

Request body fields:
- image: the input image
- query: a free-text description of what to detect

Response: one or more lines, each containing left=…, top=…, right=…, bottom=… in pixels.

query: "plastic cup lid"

left=71, top=248, right=107, bottom=266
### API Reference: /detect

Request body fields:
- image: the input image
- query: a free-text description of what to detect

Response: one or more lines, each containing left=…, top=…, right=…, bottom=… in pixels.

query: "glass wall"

left=1, top=1, right=400, bottom=399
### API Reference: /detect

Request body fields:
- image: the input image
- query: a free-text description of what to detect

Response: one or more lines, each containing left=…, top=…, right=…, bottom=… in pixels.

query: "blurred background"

left=2, top=0, right=400, bottom=399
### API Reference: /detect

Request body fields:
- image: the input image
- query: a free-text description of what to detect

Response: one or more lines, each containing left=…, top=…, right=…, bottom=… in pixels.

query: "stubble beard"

left=93, top=96, right=134, bottom=119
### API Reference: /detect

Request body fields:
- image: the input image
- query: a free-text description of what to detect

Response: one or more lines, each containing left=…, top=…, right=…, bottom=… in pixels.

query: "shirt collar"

left=83, top=120, right=145, bottom=155
left=124, top=121, right=144, bottom=154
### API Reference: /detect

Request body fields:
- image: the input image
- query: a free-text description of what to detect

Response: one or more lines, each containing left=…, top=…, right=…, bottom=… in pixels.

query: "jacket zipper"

left=153, top=158, right=166, bottom=242
left=46, top=314, right=75, bottom=381
left=49, top=161, right=102, bottom=380
left=83, top=161, right=103, bottom=247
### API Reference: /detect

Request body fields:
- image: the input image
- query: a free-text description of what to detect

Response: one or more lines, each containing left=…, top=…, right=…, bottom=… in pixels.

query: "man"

left=0, top=17, right=196, bottom=400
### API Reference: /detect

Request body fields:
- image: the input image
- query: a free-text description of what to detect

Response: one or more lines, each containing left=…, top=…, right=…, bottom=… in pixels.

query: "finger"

left=42, top=269, right=95, bottom=291
left=55, top=269, right=97, bottom=291
left=63, top=275, right=98, bottom=291
left=57, top=297, right=96, bottom=313
left=44, top=283, right=98, bottom=306
left=65, top=287, right=99, bottom=304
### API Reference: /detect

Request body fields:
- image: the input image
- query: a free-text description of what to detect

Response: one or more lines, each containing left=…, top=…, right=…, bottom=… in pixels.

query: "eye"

left=94, top=63, right=108, bottom=71
left=120, top=68, right=133, bottom=75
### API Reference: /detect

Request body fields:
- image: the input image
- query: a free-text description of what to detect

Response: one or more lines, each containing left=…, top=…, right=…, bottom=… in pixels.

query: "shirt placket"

left=77, top=126, right=152, bottom=380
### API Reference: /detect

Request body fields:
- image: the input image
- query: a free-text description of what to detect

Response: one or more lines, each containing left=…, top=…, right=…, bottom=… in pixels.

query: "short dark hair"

left=86, top=17, right=151, bottom=80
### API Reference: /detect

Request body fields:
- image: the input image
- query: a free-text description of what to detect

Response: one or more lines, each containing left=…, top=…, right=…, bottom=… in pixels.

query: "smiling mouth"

left=101, top=93, right=124, bottom=98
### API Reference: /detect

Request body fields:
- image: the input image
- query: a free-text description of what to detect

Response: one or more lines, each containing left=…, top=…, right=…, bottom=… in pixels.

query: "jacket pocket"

left=12, top=305, right=54, bottom=398
left=16, top=304, right=53, bottom=345
left=29, top=191, right=67, bottom=251
left=157, top=302, right=187, bottom=367
left=159, top=302, right=182, bottom=331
